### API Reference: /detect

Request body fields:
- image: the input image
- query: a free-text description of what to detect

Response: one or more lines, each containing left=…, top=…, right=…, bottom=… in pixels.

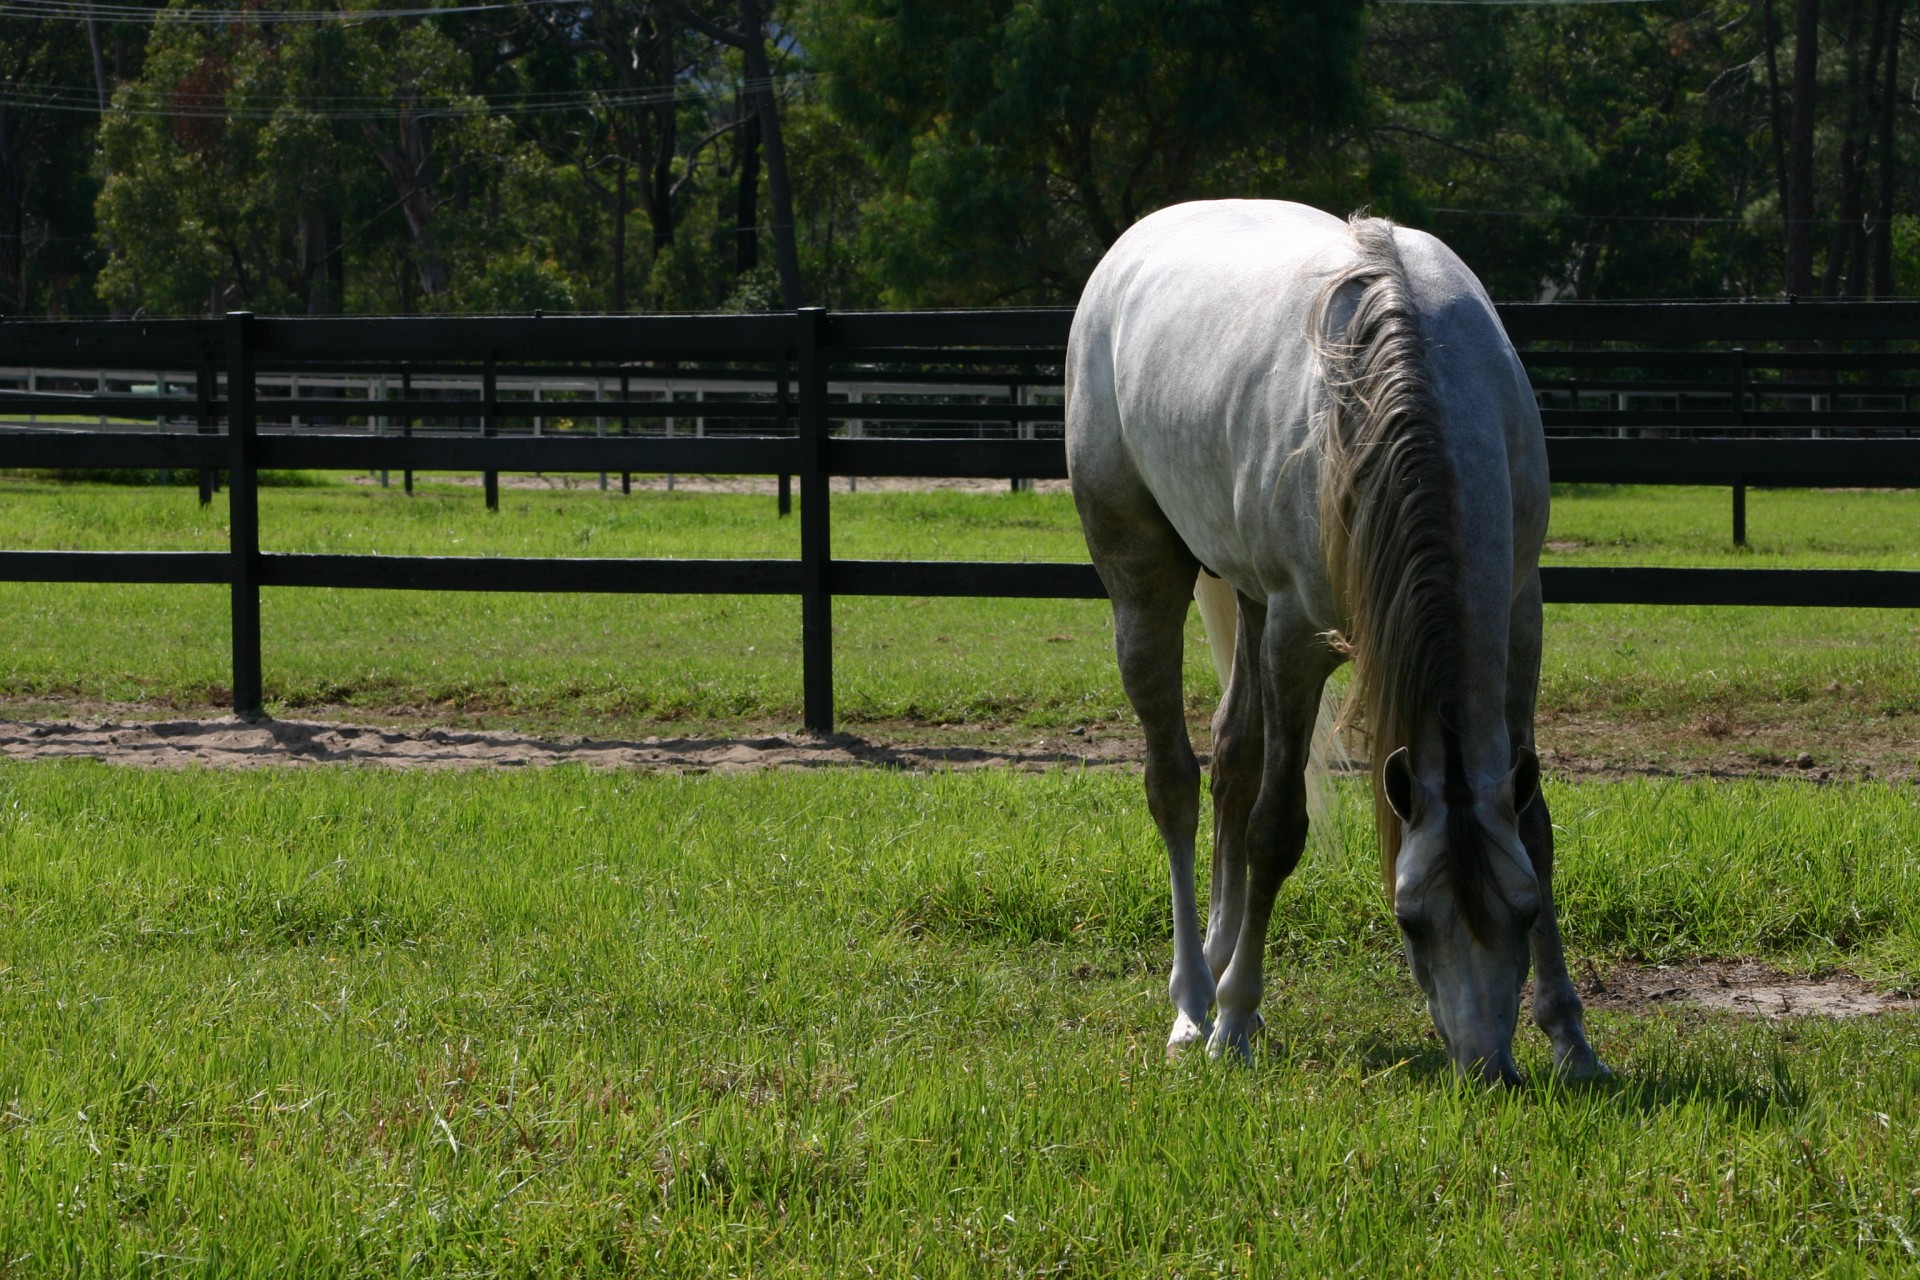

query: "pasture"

left=0, top=764, right=1917, bottom=1275
left=0, top=474, right=1917, bottom=1273
left=0, top=475, right=1917, bottom=774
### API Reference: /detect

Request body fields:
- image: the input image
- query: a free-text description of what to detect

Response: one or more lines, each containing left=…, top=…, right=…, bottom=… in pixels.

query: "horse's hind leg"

left=1211, top=599, right=1333, bottom=1060
left=1508, top=574, right=1609, bottom=1080
left=1205, top=591, right=1267, bottom=983
left=1080, top=513, right=1208, bottom=1050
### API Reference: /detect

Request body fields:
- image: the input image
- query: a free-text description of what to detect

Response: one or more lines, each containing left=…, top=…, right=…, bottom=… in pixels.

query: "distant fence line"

left=2, top=304, right=1918, bottom=733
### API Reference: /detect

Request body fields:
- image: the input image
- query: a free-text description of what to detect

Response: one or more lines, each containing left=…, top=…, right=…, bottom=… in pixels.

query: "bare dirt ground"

left=1576, top=960, right=1916, bottom=1020
left=0, top=713, right=1144, bottom=774
left=1534, top=709, right=1920, bottom=785
left=2, top=702, right=1913, bottom=783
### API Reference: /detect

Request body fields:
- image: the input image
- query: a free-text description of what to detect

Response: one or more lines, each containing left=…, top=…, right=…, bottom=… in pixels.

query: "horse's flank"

left=1309, top=215, right=1497, bottom=941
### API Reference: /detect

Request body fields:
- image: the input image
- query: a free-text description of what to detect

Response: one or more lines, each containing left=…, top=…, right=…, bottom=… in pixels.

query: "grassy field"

left=0, top=475, right=1916, bottom=752
left=0, top=762, right=1916, bottom=1275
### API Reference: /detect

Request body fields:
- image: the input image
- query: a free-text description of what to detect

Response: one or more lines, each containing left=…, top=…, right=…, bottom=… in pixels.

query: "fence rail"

left=4, top=304, right=1920, bottom=733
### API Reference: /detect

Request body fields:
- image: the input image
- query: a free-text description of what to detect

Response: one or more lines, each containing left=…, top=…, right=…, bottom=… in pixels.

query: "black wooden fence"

left=3, top=304, right=1919, bottom=733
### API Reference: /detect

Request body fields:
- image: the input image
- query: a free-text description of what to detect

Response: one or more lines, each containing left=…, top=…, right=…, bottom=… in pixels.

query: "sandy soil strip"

left=0, top=716, right=1143, bottom=774
left=1581, top=960, right=1916, bottom=1019
left=3, top=712, right=1916, bottom=782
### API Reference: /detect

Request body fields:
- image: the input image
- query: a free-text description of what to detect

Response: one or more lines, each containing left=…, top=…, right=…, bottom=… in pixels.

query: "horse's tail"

left=1191, top=570, right=1347, bottom=841
left=1310, top=215, right=1467, bottom=908
left=1192, top=570, right=1239, bottom=691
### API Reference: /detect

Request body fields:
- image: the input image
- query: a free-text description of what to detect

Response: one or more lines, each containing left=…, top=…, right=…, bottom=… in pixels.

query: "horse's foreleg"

left=1110, top=583, right=1209, bottom=1053
left=1210, top=614, right=1328, bottom=1060
left=1204, top=592, right=1266, bottom=982
left=1519, top=792, right=1609, bottom=1080
left=1507, top=573, right=1609, bottom=1080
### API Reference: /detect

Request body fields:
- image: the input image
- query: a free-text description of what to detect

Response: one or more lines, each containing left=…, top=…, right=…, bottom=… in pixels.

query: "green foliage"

left=812, top=0, right=1365, bottom=304
left=452, top=247, right=579, bottom=313
left=3, top=0, right=1919, bottom=313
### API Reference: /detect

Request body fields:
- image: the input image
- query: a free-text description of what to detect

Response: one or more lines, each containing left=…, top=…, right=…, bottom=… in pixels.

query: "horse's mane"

left=1311, top=214, right=1497, bottom=942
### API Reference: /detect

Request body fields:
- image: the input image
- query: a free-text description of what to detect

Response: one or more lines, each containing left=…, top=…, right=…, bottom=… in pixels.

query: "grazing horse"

left=1066, top=201, right=1606, bottom=1084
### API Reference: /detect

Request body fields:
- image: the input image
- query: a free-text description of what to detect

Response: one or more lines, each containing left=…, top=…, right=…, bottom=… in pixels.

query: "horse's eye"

left=1395, top=912, right=1424, bottom=940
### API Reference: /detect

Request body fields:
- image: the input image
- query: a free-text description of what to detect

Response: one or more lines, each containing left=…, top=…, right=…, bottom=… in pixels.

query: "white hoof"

left=1167, top=1010, right=1212, bottom=1057
left=1206, top=1014, right=1258, bottom=1062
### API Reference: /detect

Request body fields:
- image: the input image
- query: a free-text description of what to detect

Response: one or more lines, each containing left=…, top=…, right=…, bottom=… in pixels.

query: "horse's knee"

left=1209, top=728, right=1260, bottom=803
left=1145, top=748, right=1202, bottom=825
left=1249, top=786, right=1311, bottom=886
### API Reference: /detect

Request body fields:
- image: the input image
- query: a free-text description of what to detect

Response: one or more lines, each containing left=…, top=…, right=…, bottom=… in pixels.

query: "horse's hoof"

left=1554, top=1045, right=1613, bottom=1083
left=1167, top=1011, right=1211, bottom=1057
left=1206, top=1020, right=1256, bottom=1063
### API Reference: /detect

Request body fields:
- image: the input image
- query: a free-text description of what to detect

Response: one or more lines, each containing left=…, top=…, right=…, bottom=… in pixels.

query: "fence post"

left=225, top=312, right=264, bottom=720
left=1732, top=348, right=1748, bottom=546
left=778, top=354, right=793, bottom=515
left=596, top=375, right=608, bottom=492
left=401, top=366, right=415, bottom=496
left=1009, top=380, right=1030, bottom=493
left=797, top=307, right=833, bottom=734
left=619, top=370, right=632, bottom=495
left=483, top=352, right=500, bottom=511
left=196, top=357, right=217, bottom=507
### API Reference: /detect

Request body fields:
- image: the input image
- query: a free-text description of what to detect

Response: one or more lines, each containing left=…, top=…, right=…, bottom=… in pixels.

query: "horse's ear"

left=1510, top=746, right=1541, bottom=813
left=1382, top=746, right=1417, bottom=821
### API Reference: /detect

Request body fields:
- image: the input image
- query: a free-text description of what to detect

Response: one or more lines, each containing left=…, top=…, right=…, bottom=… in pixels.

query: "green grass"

left=0, top=763, right=1916, bottom=1274
left=0, top=476, right=1915, bottom=733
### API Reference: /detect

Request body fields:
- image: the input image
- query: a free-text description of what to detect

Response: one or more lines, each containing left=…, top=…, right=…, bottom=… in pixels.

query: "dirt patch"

left=0, top=715, right=1143, bottom=774
left=1, top=707, right=1916, bottom=784
left=1534, top=708, right=1919, bottom=784
left=1578, top=960, right=1916, bottom=1019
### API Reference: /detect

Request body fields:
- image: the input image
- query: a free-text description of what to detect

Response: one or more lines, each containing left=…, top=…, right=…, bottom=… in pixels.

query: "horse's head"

left=1383, top=744, right=1542, bottom=1085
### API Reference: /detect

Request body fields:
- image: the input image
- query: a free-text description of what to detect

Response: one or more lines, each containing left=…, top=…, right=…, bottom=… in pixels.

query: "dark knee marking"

left=1246, top=788, right=1311, bottom=890
left=1532, top=977, right=1586, bottom=1028
left=1208, top=729, right=1262, bottom=802
left=1145, top=749, right=1202, bottom=827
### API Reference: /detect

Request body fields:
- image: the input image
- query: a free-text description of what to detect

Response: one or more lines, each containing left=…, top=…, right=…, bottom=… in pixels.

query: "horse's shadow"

left=1266, top=1034, right=1802, bottom=1122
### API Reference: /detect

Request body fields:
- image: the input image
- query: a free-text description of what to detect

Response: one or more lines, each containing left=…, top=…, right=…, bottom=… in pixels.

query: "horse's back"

left=1067, top=201, right=1358, bottom=607
left=1067, top=200, right=1542, bottom=609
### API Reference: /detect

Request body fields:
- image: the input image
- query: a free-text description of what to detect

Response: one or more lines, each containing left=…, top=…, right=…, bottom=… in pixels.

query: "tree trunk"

left=628, top=10, right=678, bottom=256
left=0, top=103, right=25, bottom=314
left=364, top=103, right=449, bottom=298
left=1821, top=0, right=1868, bottom=298
left=612, top=154, right=628, bottom=313
left=735, top=107, right=761, bottom=275
left=84, top=9, right=111, bottom=112
left=1763, top=0, right=1791, bottom=203
left=1872, top=0, right=1904, bottom=296
left=299, top=214, right=342, bottom=314
left=737, top=0, right=801, bottom=307
left=1785, top=0, right=1820, bottom=298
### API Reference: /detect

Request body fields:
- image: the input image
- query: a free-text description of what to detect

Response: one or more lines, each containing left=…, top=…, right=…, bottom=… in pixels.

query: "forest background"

left=0, top=0, right=1913, bottom=319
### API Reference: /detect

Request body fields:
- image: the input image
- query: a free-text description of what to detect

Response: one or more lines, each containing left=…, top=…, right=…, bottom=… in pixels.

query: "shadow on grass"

left=1269, top=1032, right=1806, bottom=1122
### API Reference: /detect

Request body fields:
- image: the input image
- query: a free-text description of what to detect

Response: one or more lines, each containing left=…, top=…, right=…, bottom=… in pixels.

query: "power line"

left=0, top=71, right=814, bottom=119
left=0, top=0, right=576, bottom=23
left=1429, top=205, right=1878, bottom=228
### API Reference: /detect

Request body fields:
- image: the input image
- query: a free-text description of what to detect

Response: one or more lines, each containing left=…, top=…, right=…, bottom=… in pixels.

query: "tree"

left=0, top=16, right=111, bottom=315
left=667, top=0, right=804, bottom=306
left=813, top=0, right=1364, bottom=305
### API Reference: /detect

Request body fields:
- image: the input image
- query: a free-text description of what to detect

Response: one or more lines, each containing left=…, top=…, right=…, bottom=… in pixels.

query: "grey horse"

left=1066, top=201, right=1606, bottom=1084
